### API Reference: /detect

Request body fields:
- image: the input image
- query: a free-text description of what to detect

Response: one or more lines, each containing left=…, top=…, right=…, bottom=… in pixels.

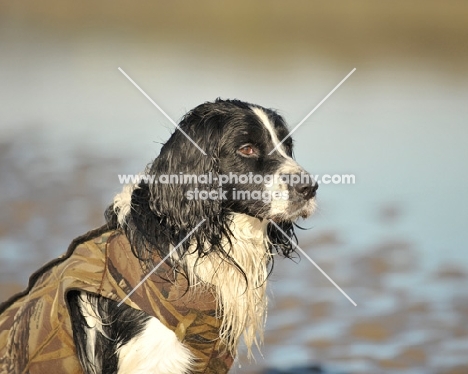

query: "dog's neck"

left=184, top=212, right=270, bottom=357
left=113, top=182, right=271, bottom=356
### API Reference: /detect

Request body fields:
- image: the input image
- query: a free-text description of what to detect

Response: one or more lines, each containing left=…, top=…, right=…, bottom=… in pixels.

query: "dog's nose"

left=295, top=182, right=318, bottom=200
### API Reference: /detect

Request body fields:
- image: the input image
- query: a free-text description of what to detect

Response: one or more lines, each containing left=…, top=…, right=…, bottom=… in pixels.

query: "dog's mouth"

left=266, top=198, right=316, bottom=223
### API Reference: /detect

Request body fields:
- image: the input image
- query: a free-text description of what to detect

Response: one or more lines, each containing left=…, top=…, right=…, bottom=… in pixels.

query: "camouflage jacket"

left=0, top=225, right=233, bottom=373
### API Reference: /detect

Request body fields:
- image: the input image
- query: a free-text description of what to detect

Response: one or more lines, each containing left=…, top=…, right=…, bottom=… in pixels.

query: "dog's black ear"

left=128, top=109, right=231, bottom=263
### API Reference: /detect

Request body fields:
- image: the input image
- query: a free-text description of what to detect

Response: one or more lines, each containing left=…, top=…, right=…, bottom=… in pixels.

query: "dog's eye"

left=238, top=144, right=256, bottom=156
left=283, top=140, right=294, bottom=156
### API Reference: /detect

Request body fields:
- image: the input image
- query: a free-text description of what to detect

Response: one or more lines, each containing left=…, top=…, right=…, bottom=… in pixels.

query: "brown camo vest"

left=0, top=225, right=233, bottom=373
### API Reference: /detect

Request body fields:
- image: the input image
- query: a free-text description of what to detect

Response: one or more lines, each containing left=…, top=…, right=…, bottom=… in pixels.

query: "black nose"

left=295, top=182, right=318, bottom=200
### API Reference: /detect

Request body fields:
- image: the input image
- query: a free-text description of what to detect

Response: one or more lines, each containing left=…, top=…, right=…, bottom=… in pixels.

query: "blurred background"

left=0, top=1, right=467, bottom=373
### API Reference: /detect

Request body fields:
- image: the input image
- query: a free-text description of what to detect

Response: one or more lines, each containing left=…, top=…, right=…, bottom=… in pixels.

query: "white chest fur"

left=117, top=317, right=193, bottom=374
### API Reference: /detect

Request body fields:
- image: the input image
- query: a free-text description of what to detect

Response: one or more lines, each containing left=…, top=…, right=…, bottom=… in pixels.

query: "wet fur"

left=69, top=99, right=317, bottom=373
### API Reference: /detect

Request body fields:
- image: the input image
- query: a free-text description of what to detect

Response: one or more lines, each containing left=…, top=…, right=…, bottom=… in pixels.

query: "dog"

left=0, top=99, right=317, bottom=374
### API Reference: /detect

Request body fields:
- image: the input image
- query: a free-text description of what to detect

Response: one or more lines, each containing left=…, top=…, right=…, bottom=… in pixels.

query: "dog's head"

left=214, top=103, right=317, bottom=222
left=112, top=99, right=317, bottom=262
left=110, top=99, right=318, bottom=354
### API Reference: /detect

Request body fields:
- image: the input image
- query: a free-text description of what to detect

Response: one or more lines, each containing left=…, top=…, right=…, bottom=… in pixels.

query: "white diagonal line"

left=269, top=219, right=357, bottom=306
left=118, top=219, right=206, bottom=307
left=118, top=67, right=207, bottom=155
left=269, top=68, right=356, bottom=155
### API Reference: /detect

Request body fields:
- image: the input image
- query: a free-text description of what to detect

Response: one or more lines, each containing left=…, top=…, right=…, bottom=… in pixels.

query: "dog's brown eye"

left=239, top=145, right=255, bottom=156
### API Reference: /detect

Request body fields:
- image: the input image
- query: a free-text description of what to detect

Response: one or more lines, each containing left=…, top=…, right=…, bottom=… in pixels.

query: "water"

left=1, top=35, right=467, bottom=372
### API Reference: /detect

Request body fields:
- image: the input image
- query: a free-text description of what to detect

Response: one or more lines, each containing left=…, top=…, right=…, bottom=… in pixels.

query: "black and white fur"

left=67, top=99, right=317, bottom=373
